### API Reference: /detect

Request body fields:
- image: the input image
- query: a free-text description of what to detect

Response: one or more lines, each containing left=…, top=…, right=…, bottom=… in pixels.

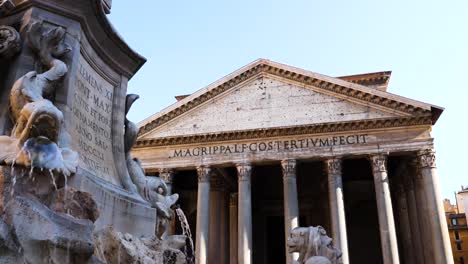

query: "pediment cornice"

left=138, top=59, right=440, bottom=138
left=135, top=116, right=432, bottom=148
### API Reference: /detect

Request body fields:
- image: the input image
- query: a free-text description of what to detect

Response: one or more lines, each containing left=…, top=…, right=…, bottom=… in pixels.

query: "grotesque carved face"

left=287, top=227, right=308, bottom=253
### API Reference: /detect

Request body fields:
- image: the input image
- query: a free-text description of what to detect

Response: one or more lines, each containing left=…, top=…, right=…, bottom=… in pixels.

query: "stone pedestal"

left=281, top=159, right=300, bottom=264
left=417, top=150, right=454, bottom=264
left=196, top=166, right=211, bottom=264
left=370, top=154, right=400, bottom=264
left=325, top=158, right=349, bottom=264
left=237, top=163, right=252, bottom=264
left=0, top=0, right=155, bottom=237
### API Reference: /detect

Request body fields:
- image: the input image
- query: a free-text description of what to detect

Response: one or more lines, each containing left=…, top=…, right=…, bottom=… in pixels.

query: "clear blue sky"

left=109, top=0, right=467, bottom=200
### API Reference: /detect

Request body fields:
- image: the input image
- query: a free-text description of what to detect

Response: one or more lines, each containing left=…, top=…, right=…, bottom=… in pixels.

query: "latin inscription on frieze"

left=172, top=134, right=368, bottom=158
left=70, top=55, right=118, bottom=184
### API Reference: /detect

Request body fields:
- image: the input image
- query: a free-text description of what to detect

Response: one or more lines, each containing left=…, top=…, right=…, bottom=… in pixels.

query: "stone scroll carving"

left=0, top=25, right=21, bottom=59
left=287, top=226, right=342, bottom=264
left=0, top=0, right=15, bottom=16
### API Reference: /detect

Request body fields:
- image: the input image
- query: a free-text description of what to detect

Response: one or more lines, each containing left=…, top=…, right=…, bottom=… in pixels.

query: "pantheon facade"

left=133, top=59, right=452, bottom=264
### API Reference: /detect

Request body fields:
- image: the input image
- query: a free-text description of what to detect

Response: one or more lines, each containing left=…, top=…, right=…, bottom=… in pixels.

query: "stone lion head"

left=287, top=226, right=342, bottom=264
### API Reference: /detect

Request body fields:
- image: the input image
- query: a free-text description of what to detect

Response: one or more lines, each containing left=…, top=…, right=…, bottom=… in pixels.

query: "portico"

left=133, top=59, right=452, bottom=264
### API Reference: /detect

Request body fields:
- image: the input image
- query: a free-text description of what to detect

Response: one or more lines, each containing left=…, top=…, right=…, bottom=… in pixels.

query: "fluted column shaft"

left=370, top=154, right=400, bottom=264
left=417, top=150, right=454, bottom=264
left=237, top=164, right=253, bottom=264
left=196, top=166, right=211, bottom=264
left=209, top=175, right=229, bottom=264
left=230, top=193, right=238, bottom=264
left=394, top=180, right=416, bottom=264
left=281, top=159, right=300, bottom=264
left=402, top=170, right=425, bottom=264
left=160, top=169, right=175, bottom=237
left=325, top=158, right=349, bottom=264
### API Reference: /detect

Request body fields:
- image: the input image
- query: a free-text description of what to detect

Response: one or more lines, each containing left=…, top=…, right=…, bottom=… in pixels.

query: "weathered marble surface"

left=143, top=77, right=399, bottom=139
left=94, top=226, right=187, bottom=264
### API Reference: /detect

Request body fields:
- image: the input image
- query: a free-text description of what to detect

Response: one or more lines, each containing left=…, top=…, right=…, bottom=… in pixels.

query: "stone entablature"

left=133, top=126, right=433, bottom=170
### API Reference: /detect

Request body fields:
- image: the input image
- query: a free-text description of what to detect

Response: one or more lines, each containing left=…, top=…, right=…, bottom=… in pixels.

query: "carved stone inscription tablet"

left=70, top=55, right=118, bottom=184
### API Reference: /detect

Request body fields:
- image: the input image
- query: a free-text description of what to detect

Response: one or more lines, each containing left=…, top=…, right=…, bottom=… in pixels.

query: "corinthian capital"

left=370, top=154, right=388, bottom=173
left=236, top=163, right=252, bottom=182
left=196, top=166, right=211, bottom=183
left=325, top=158, right=342, bottom=176
left=281, top=159, right=297, bottom=179
left=418, top=149, right=436, bottom=169
left=159, top=168, right=174, bottom=184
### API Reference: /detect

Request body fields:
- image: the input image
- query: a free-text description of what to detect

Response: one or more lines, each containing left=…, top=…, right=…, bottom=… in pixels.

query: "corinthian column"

left=325, top=158, right=349, bottom=264
left=281, top=159, right=300, bottom=264
left=209, top=175, right=229, bottom=264
left=230, top=193, right=238, bottom=264
left=237, top=163, right=252, bottom=264
left=196, top=166, right=211, bottom=264
left=417, top=149, right=454, bottom=264
left=160, top=168, right=175, bottom=237
left=159, top=168, right=174, bottom=195
left=370, top=154, right=400, bottom=264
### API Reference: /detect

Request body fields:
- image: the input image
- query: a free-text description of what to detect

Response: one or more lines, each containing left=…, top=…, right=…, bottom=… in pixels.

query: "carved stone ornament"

left=197, top=166, right=211, bottom=183
left=325, top=159, right=342, bottom=176
left=0, top=25, right=21, bottom=59
left=281, top=159, right=297, bottom=178
left=370, top=154, right=388, bottom=173
left=0, top=0, right=15, bottom=16
left=236, top=163, right=252, bottom=182
left=159, top=168, right=174, bottom=184
left=418, top=149, right=436, bottom=169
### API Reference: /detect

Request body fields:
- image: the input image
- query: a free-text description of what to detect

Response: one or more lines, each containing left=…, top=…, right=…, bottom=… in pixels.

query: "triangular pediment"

left=138, top=59, right=442, bottom=142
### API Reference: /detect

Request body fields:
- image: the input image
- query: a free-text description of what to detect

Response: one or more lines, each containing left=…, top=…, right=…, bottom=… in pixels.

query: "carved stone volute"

left=0, top=25, right=21, bottom=59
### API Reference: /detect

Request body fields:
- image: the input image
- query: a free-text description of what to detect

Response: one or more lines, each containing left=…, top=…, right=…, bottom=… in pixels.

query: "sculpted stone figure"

left=0, top=21, right=78, bottom=175
left=0, top=21, right=99, bottom=264
left=287, top=226, right=342, bottom=264
left=124, top=94, right=179, bottom=238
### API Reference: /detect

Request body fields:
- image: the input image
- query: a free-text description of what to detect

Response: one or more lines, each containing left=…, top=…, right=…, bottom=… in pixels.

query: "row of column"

left=172, top=149, right=452, bottom=264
